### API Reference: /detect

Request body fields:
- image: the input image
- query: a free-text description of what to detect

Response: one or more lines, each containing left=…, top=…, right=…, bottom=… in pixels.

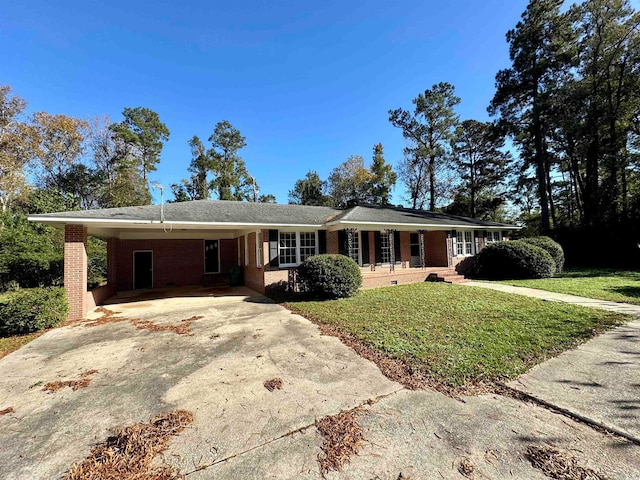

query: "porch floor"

left=360, top=266, right=466, bottom=288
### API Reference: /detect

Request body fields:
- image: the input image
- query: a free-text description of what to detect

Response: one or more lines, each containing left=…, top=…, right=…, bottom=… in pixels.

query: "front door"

left=133, top=251, right=153, bottom=289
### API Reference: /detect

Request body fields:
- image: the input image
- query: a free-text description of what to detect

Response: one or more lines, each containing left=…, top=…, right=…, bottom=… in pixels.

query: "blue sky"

left=3, top=0, right=533, bottom=205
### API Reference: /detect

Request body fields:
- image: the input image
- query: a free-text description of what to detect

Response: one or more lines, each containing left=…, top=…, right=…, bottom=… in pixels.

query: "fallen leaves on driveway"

left=0, top=407, right=14, bottom=416
left=85, top=307, right=204, bottom=336
left=43, top=370, right=98, bottom=393
left=316, top=407, right=364, bottom=474
left=525, top=445, right=604, bottom=480
left=263, top=378, right=283, bottom=392
left=65, top=409, right=193, bottom=480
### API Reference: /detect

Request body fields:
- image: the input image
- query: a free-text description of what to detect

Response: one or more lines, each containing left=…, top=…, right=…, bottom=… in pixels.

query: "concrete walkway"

left=466, top=281, right=640, bottom=315
left=466, top=281, right=640, bottom=443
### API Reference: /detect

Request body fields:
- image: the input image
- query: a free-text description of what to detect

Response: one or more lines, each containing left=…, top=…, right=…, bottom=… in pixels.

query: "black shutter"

left=268, top=229, right=279, bottom=268
left=374, top=231, right=382, bottom=264
left=394, top=231, right=401, bottom=264
left=361, top=231, right=370, bottom=265
left=318, top=230, right=327, bottom=254
left=338, top=230, right=347, bottom=256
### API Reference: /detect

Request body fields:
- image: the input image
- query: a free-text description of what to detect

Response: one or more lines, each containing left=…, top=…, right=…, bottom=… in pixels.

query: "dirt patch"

left=84, top=307, right=204, bottom=336
left=316, top=407, right=365, bottom=474
left=0, top=407, right=15, bottom=416
left=43, top=370, right=98, bottom=393
left=263, top=378, right=283, bottom=392
left=525, top=445, right=605, bottom=480
left=65, top=409, right=193, bottom=480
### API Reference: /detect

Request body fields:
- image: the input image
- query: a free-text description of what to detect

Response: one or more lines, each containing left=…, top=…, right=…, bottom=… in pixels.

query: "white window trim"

left=244, top=234, right=249, bottom=266
left=255, top=230, right=262, bottom=268
left=278, top=230, right=319, bottom=267
left=454, top=229, right=475, bottom=257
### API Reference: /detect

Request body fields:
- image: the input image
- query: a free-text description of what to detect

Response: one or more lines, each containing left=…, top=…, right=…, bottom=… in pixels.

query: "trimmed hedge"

left=471, top=240, right=556, bottom=280
left=0, top=287, right=68, bottom=335
left=297, top=254, right=362, bottom=299
left=521, top=236, right=565, bottom=273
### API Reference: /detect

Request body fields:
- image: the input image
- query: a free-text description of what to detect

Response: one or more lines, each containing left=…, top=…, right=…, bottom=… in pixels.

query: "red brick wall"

left=64, top=225, right=88, bottom=320
left=116, top=238, right=237, bottom=291
left=425, top=231, right=449, bottom=267
left=327, top=231, right=339, bottom=254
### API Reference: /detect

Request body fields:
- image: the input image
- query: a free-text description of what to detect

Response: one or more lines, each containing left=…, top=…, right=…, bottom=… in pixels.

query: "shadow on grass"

left=607, top=286, right=640, bottom=299
left=560, top=268, right=640, bottom=279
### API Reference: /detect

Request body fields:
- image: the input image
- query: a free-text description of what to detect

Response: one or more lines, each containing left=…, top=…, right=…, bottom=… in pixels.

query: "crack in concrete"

left=183, top=387, right=405, bottom=476
left=495, top=382, right=640, bottom=446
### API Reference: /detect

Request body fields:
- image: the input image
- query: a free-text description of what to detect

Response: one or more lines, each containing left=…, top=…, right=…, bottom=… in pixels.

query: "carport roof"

left=28, top=200, right=517, bottom=230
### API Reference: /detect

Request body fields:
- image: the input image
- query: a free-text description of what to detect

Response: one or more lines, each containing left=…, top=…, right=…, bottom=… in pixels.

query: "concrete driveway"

left=0, top=287, right=638, bottom=479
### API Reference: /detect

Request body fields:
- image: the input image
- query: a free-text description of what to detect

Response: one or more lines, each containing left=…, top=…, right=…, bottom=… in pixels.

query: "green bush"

left=470, top=240, right=556, bottom=280
left=0, top=287, right=68, bottom=335
left=297, top=254, right=362, bottom=299
left=521, top=236, right=565, bottom=273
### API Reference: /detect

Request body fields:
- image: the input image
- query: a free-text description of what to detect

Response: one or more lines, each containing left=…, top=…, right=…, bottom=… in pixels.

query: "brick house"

left=29, top=200, right=516, bottom=320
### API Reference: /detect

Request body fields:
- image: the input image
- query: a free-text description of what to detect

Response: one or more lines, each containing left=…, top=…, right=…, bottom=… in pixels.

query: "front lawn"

left=0, top=332, right=43, bottom=360
left=286, top=283, right=627, bottom=387
left=496, top=268, right=640, bottom=305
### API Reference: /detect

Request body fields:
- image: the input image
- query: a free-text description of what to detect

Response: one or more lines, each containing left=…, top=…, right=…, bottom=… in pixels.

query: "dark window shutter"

left=338, top=230, right=347, bottom=256
left=374, top=231, right=382, bottom=264
left=268, top=229, right=279, bottom=268
left=361, top=231, right=370, bottom=265
left=318, top=230, right=327, bottom=254
left=394, top=231, right=401, bottom=264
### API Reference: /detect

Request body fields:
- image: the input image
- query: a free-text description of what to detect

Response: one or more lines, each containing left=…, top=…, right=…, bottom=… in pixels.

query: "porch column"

left=385, top=228, right=396, bottom=272
left=64, top=224, right=88, bottom=321
left=446, top=232, right=453, bottom=268
left=418, top=230, right=426, bottom=269
left=345, top=228, right=357, bottom=262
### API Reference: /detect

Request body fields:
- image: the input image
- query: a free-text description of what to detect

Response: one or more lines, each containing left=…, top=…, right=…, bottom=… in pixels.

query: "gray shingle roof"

left=29, top=200, right=516, bottom=229
left=330, top=205, right=514, bottom=228
left=30, top=200, right=339, bottom=225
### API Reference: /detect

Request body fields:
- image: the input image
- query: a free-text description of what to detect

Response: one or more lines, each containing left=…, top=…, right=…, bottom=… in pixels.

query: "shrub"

left=297, top=254, right=362, bottom=299
left=470, top=240, right=556, bottom=280
left=0, top=287, right=68, bottom=335
left=521, top=236, right=565, bottom=273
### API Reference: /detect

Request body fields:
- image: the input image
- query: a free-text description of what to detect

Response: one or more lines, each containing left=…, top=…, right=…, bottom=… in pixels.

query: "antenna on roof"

left=150, top=181, right=166, bottom=224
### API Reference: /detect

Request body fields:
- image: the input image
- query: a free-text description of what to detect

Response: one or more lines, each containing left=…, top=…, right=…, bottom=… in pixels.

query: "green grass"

left=496, top=268, right=640, bottom=305
left=286, top=282, right=627, bottom=387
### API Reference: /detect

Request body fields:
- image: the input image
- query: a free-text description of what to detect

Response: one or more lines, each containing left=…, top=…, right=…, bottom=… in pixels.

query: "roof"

left=329, top=205, right=514, bottom=228
left=28, top=200, right=517, bottom=230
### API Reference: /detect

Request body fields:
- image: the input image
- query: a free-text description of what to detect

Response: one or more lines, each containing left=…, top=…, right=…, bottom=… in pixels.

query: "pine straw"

left=85, top=307, right=203, bottom=336
left=458, top=457, right=475, bottom=478
left=43, top=370, right=98, bottom=393
left=0, top=407, right=15, bottom=416
left=316, top=407, right=364, bottom=474
left=263, top=378, right=283, bottom=392
left=65, top=409, right=193, bottom=480
left=525, top=445, right=605, bottom=480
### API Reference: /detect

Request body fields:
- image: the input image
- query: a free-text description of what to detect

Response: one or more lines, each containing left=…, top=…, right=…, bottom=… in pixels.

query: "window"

left=455, top=230, right=474, bottom=256
left=279, top=232, right=297, bottom=266
left=299, top=232, right=317, bottom=263
left=244, top=235, right=249, bottom=266
left=347, top=231, right=359, bottom=264
left=380, top=232, right=391, bottom=264
left=465, top=231, right=472, bottom=255
left=278, top=231, right=318, bottom=266
left=256, top=231, right=262, bottom=267
left=486, top=231, right=502, bottom=244
left=205, top=240, right=220, bottom=273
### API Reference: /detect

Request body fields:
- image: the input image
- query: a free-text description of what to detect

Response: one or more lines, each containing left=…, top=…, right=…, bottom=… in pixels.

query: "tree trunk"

left=428, top=155, right=436, bottom=211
